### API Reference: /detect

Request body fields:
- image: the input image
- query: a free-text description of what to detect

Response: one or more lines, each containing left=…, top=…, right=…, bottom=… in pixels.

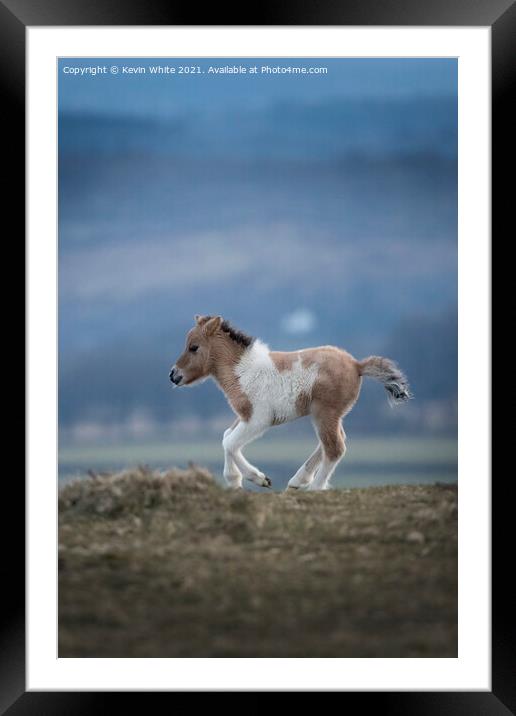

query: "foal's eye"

left=189, top=345, right=199, bottom=353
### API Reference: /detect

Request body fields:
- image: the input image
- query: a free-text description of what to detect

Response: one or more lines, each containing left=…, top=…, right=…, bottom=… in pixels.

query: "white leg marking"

left=307, top=421, right=346, bottom=491
left=309, top=442, right=346, bottom=491
left=287, top=445, right=323, bottom=491
left=222, top=419, right=271, bottom=488
left=222, top=423, right=242, bottom=489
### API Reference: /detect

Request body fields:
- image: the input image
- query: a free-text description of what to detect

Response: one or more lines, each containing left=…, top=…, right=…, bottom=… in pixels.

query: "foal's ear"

left=194, top=314, right=209, bottom=326
left=203, top=315, right=223, bottom=336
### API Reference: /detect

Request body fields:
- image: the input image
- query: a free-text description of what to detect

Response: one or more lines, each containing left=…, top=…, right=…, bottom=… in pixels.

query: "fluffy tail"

left=358, top=356, right=412, bottom=405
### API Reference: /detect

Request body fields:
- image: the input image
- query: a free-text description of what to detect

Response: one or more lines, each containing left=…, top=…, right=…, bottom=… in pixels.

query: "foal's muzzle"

left=169, top=367, right=183, bottom=386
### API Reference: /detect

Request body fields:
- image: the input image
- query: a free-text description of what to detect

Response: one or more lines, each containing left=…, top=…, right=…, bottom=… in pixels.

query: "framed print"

left=5, top=0, right=510, bottom=710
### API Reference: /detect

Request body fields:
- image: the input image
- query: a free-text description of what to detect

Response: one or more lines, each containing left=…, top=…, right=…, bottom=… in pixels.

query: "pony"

left=169, top=315, right=411, bottom=491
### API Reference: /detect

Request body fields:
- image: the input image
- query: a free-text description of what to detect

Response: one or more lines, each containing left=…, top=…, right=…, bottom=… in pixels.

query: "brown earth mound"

left=59, top=467, right=457, bottom=657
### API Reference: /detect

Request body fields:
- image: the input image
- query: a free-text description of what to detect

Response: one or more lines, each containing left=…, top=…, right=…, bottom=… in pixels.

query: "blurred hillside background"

left=58, top=58, right=457, bottom=486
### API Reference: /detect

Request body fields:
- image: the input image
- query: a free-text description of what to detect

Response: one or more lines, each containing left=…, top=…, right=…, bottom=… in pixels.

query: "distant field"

left=59, top=436, right=457, bottom=490
left=59, top=466, right=458, bottom=657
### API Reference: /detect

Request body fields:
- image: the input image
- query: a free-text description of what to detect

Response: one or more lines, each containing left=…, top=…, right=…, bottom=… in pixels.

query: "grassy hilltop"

left=59, top=467, right=457, bottom=657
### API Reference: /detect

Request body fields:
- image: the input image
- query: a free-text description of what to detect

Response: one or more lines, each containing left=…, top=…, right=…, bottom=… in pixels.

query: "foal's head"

left=169, top=315, right=223, bottom=387
left=170, top=315, right=255, bottom=387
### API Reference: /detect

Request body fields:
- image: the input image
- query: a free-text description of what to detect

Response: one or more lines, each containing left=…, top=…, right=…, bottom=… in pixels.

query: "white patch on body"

left=235, top=340, right=319, bottom=425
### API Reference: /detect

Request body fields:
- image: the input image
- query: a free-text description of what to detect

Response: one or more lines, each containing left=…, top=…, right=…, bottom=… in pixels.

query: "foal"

left=170, top=315, right=411, bottom=491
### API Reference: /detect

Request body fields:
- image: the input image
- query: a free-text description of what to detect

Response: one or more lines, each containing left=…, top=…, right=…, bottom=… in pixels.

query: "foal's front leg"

left=222, top=419, right=271, bottom=488
left=222, top=421, right=243, bottom=489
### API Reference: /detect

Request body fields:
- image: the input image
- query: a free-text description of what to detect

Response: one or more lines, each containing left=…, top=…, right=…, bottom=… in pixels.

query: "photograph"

left=57, top=56, right=459, bottom=658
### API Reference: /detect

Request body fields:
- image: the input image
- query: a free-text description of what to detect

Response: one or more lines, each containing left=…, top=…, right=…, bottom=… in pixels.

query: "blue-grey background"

left=58, top=58, right=457, bottom=488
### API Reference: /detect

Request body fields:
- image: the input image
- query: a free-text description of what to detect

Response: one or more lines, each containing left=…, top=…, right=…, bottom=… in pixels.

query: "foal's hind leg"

left=286, top=444, right=323, bottom=491
left=309, top=419, right=346, bottom=491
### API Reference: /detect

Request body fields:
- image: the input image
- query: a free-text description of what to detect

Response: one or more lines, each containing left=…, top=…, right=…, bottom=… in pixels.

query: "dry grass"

left=59, top=466, right=457, bottom=657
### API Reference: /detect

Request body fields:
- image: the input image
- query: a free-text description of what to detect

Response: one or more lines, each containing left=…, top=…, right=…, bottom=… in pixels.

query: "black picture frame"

left=5, top=0, right=508, bottom=711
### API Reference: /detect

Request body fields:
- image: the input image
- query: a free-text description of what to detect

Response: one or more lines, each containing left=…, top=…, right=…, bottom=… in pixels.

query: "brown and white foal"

left=170, top=315, right=411, bottom=491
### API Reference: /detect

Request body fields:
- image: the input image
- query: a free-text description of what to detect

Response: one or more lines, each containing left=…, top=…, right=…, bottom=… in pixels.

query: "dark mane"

left=221, top=320, right=255, bottom=348
left=205, top=317, right=254, bottom=348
